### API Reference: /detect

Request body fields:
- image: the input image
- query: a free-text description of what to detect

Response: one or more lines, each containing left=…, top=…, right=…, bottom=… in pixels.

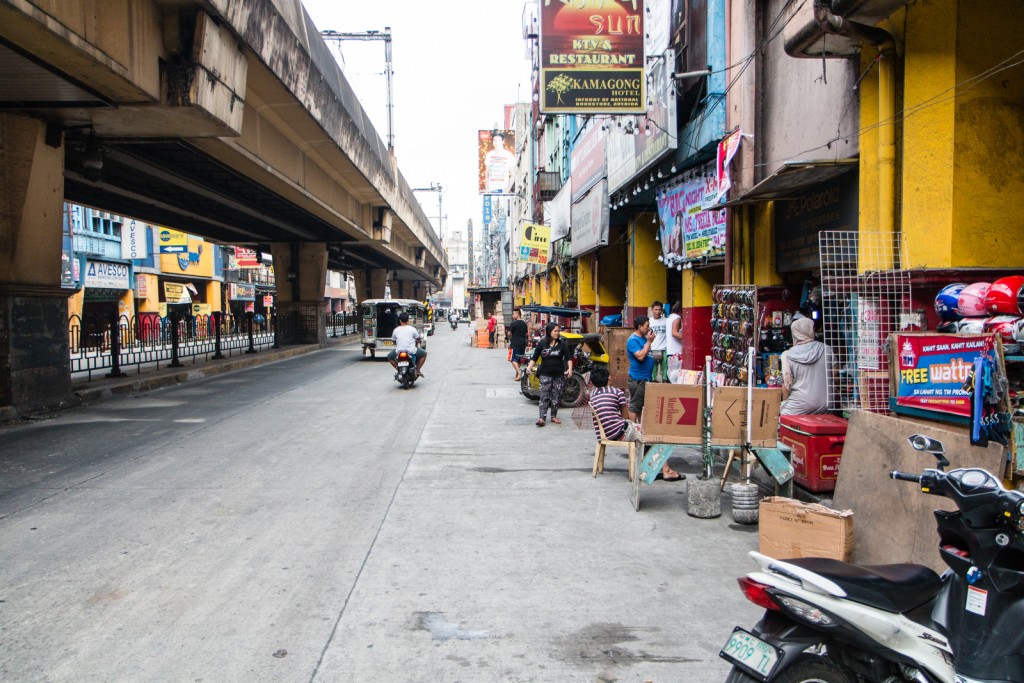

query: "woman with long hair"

left=526, top=322, right=573, bottom=427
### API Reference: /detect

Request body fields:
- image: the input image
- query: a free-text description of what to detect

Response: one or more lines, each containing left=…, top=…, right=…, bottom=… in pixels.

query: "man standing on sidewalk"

left=649, top=301, right=668, bottom=382
left=507, top=308, right=529, bottom=381
left=626, top=315, right=655, bottom=422
left=487, top=312, right=497, bottom=348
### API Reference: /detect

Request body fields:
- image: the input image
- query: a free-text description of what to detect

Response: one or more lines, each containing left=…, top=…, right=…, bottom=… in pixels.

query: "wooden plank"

left=749, top=445, right=794, bottom=485
left=833, top=410, right=1006, bottom=573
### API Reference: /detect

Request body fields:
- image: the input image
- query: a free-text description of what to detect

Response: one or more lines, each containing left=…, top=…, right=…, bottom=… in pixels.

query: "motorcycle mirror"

left=907, top=434, right=950, bottom=471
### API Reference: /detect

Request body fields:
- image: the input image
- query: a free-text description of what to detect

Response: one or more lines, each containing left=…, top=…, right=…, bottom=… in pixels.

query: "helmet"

left=985, top=315, right=1021, bottom=343
left=985, top=276, right=1024, bottom=315
left=957, top=282, right=991, bottom=317
left=956, top=318, right=987, bottom=334
left=934, top=283, right=966, bottom=321
left=936, top=320, right=959, bottom=333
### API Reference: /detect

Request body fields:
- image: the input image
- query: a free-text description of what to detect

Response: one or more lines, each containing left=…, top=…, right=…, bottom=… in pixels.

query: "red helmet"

left=986, top=276, right=1024, bottom=315
left=984, top=315, right=1021, bottom=344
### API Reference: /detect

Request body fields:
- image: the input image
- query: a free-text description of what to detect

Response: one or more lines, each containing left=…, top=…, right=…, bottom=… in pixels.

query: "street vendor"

left=780, top=317, right=833, bottom=415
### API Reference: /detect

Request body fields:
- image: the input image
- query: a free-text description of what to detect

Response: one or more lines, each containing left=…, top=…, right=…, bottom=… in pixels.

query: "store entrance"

left=666, top=267, right=682, bottom=308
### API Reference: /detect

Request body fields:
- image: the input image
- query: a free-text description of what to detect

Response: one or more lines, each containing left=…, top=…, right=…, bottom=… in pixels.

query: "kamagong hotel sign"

left=539, top=0, right=645, bottom=114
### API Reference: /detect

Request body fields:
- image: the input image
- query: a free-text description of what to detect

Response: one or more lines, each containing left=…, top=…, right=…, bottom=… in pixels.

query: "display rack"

left=711, top=284, right=757, bottom=387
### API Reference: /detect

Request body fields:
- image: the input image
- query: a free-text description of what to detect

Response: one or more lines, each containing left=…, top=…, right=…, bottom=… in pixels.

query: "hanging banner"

left=893, top=333, right=996, bottom=417
left=716, top=129, right=742, bottom=204
left=656, top=165, right=726, bottom=262
left=157, top=228, right=187, bottom=254
left=478, top=130, right=516, bottom=194
left=519, top=224, right=551, bottom=265
left=539, top=0, right=645, bottom=114
left=120, top=220, right=148, bottom=260
left=570, top=121, right=606, bottom=203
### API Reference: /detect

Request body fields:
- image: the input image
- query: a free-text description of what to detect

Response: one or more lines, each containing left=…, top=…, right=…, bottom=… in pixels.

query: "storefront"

left=77, top=258, right=133, bottom=327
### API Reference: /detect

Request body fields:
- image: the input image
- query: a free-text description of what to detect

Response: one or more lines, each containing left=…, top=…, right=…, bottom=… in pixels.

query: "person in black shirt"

left=526, top=322, right=573, bottom=427
left=507, top=308, right=530, bottom=381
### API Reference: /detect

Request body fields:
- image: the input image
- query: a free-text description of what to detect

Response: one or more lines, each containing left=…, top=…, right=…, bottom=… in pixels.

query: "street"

left=1, top=327, right=762, bottom=682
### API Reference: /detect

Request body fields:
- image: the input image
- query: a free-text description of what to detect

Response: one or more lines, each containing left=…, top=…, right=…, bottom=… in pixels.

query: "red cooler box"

left=779, top=414, right=848, bottom=493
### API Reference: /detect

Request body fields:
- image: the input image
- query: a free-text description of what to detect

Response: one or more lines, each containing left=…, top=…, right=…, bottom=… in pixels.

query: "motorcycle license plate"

left=397, top=361, right=410, bottom=367
left=720, top=627, right=781, bottom=680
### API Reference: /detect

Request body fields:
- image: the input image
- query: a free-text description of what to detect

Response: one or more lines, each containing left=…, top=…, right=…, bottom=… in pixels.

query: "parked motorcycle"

left=721, top=434, right=1024, bottom=683
left=393, top=350, right=418, bottom=389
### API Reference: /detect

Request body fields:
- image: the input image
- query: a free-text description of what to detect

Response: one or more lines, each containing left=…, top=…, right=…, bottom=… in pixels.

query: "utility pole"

left=411, top=183, right=444, bottom=239
left=320, top=28, right=394, bottom=153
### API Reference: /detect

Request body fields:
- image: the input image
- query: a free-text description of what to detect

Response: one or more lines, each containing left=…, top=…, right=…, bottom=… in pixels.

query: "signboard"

left=478, top=129, right=516, bottom=194
left=716, top=129, right=742, bottom=204
left=539, top=0, right=645, bottom=114
left=519, top=224, right=551, bottom=265
left=164, top=282, right=191, bottom=304
left=157, top=228, right=187, bottom=254
left=263, top=295, right=274, bottom=308
left=570, top=121, right=606, bottom=203
left=191, top=303, right=212, bottom=316
left=774, top=172, right=858, bottom=272
left=84, top=260, right=130, bottom=289
left=570, top=179, right=610, bottom=257
left=546, top=182, right=572, bottom=240
left=235, top=248, right=259, bottom=268
left=229, top=283, right=256, bottom=301
left=136, top=274, right=148, bottom=298
left=120, top=219, right=148, bottom=260
left=605, top=49, right=677, bottom=193
left=656, top=165, right=727, bottom=262
left=894, top=333, right=996, bottom=418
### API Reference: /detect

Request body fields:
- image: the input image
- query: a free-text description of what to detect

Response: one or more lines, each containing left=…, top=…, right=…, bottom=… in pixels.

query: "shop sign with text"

left=775, top=172, right=857, bottom=272
left=121, top=220, right=148, bottom=260
left=539, top=0, right=645, bottom=114
left=894, top=333, right=995, bottom=417
left=519, top=224, right=551, bottom=265
left=84, top=260, right=130, bottom=289
left=656, top=165, right=726, bottom=261
left=571, top=179, right=610, bottom=257
left=158, top=228, right=187, bottom=254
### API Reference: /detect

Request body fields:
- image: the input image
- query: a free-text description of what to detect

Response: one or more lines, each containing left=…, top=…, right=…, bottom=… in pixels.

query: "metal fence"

left=69, top=312, right=361, bottom=381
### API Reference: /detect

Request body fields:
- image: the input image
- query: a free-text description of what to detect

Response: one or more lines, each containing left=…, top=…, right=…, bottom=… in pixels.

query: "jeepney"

left=360, top=298, right=428, bottom=358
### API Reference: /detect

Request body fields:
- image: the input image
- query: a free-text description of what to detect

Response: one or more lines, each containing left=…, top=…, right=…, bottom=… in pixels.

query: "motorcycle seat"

left=785, top=558, right=942, bottom=613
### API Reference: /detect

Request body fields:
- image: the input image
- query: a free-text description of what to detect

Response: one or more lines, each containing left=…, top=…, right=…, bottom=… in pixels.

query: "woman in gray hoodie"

left=780, top=317, right=833, bottom=415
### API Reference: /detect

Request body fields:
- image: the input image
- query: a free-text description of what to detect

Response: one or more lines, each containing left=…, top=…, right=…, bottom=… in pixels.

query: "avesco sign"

left=84, top=260, right=131, bottom=289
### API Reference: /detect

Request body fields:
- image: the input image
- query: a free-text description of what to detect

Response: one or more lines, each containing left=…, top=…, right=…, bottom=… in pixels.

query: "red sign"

left=263, top=295, right=273, bottom=308
left=235, top=248, right=259, bottom=268
left=894, top=333, right=995, bottom=417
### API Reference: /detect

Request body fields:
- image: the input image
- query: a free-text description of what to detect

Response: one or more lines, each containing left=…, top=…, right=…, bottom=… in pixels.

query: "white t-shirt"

left=666, top=313, right=682, bottom=356
left=391, top=325, right=420, bottom=353
left=649, top=315, right=668, bottom=351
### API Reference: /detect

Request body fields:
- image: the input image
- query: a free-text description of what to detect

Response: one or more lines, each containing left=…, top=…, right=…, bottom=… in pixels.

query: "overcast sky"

left=301, top=0, right=533, bottom=243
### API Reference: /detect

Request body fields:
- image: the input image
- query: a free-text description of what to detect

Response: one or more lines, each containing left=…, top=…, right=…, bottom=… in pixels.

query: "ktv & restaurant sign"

left=539, top=0, right=645, bottom=114
left=894, top=333, right=995, bottom=417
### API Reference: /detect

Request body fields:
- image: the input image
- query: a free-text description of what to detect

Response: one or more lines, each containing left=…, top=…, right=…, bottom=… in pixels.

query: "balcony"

left=535, top=170, right=562, bottom=202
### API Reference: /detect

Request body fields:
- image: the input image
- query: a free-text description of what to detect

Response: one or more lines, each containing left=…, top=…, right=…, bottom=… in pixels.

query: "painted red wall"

left=680, top=306, right=713, bottom=371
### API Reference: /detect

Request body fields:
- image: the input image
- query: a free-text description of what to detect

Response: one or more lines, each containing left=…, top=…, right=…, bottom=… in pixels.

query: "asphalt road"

left=0, top=326, right=763, bottom=682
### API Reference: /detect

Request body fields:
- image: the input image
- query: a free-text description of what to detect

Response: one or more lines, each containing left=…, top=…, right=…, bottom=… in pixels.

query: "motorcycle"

left=519, top=332, right=608, bottom=408
left=449, top=316, right=458, bottom=330
left=721, top=434, right=1024, bottom=683
left=393, top=350, right=417, bottom=389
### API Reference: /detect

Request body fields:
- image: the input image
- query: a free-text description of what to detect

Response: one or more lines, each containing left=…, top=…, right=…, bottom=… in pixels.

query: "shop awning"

left=719, top=158, right=858, bottom=207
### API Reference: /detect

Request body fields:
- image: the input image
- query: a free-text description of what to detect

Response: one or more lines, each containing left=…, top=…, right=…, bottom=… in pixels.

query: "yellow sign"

left=519, top=223, right=551, bottom=265
left=164, top=282, right=191, bottom=304
left=158, top=302, right=167, bottom=318
left=158, top=228, right=188, bottom=253
left=191, top=303, right=212, bottom=316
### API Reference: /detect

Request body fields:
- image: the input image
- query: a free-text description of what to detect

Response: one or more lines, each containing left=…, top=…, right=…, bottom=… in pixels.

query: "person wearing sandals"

left=526, top=322, right=573, bottom=427
left=507, top=308, right=529, bottom=381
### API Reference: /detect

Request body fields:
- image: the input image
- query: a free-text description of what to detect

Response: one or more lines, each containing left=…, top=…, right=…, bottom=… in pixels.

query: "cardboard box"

left=758, top=497, right=854, bottom=561
left=603, top=327, right=634, bottom=378
left=640, top=383, right=704, bottom=444
left=711, top=386, right=782, bottom=447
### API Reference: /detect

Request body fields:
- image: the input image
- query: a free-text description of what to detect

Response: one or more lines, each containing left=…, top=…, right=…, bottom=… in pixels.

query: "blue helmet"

left=935, top=283, right=966, bottom=321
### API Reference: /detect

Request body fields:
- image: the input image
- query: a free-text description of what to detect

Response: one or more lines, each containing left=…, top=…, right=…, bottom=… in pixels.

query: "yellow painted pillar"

left=626, top=213, right=663, bottom=321
left=206, top=281, right=222, bottom=312
left=577, top=255, right=597, bottom=308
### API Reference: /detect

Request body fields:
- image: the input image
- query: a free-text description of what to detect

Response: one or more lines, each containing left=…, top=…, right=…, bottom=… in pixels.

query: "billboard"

left=157, top=228, right=187, bottom=254
left=894, top=334, right=996, bottom=418
left=656, top=164, right=727, bottom=262
left=539, top=0, right=645, bottom=114
left=519, top=224, right=551, bottom=265
left=478, top=129, right=516, bottom=194
left=570, top=120, right=606, bottom=203
left=570, top=179, right=610, bottom=257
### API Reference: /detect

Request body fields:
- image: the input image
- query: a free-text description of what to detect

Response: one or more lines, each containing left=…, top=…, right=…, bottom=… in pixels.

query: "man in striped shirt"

left=589, top=366, right=684, bottom=481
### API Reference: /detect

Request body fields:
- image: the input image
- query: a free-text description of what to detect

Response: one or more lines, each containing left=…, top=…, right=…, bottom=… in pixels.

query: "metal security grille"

left=819, top=231, right=910, bottom=414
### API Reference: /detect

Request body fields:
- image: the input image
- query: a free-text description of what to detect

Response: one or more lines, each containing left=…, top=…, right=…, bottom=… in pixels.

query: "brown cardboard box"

left=711, top=387, right=782, bottom=446
left=758, top=497, right=854, bottom=561
left=602, top=327, right=634, bottom=378
left=640, top=383, right=704, bottom=444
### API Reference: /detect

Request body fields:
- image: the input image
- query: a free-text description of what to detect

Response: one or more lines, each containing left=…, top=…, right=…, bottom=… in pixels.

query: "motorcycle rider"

left=449, top=310, right=459, bottom=329
left=388, top=312, right=426, bottom=377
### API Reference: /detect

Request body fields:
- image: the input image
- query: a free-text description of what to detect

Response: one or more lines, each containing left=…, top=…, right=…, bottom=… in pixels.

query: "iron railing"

left=69, top=312, right=361, bottom=380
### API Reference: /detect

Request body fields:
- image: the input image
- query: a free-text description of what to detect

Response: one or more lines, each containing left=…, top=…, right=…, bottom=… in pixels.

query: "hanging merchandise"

left=957, top=282, right=992, bottom=317
left=934, top=283, right=966, bottom=321
left=985, top=276, right=1024, bottom=315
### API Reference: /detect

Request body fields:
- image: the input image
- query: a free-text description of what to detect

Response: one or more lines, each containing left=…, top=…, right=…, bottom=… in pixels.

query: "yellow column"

left=627, top=213, right=663, bottom=319
left=206, top=281, right=222, bottom=312
left=576, top=255, right=597, bottom=308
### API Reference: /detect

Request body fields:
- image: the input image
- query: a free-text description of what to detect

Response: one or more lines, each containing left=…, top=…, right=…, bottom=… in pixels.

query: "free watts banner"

left=539, top=0, right=645, bottom=114
left=894, top=333, right=996, bottom=417
left=656, top=168, right=727, bottom=262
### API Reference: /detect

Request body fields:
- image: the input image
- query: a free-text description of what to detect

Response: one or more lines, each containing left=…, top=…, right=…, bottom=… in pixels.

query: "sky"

left=301, top=0, right=533, bottom=243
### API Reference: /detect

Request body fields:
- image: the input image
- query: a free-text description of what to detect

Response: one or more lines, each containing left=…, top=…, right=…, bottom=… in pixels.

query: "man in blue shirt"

left=626, top=315, right=655, bottom=421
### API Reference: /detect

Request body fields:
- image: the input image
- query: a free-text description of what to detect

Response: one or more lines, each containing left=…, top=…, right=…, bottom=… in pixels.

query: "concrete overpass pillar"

left=351, top=268, right=390, bottom=303
left=0, top=114, right=71, bottom=418
left=270, top=242, right=328, bottom=346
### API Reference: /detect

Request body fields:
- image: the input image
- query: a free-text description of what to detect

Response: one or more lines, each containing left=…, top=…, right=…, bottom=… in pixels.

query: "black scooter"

left=722, top=434, right=1024, bottom=683
left=393, top=350, right=417, bottom=389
